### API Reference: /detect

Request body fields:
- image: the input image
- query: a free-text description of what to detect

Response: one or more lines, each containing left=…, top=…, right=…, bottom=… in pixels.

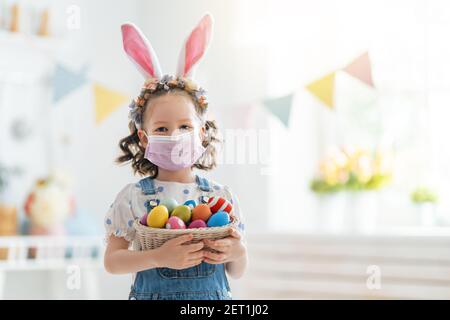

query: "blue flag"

left=263, top=93, right=294, bottom=127
left=53, top=64, right=88, bottom=103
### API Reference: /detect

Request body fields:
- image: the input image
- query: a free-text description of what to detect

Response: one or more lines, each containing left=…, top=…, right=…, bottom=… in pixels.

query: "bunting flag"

left=305, top=71, right=336, bottom=109
left=263, top=93, right=294, bottom=127
left=342, top=51, right=374, bottom=88
left=93, top=84, right=129, bottom=124
left=53, top=64, right=88, bottom=103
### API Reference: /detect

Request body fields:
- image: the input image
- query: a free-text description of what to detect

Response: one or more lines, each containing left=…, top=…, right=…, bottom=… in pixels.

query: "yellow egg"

left=147, top=205, right=169, bottom=228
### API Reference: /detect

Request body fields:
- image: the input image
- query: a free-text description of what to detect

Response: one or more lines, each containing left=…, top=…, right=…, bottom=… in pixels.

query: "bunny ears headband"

left=122, top=14, right=214, bottom=129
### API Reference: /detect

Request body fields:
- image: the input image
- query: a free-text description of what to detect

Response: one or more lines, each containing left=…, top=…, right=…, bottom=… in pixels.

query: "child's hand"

left=155, top=234, right=204, bottom=270
left=202, top=228, right=246, bottom=264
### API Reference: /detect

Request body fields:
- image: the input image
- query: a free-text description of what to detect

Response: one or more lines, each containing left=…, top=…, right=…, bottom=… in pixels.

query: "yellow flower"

left=319, top=159, right=339, bottom=185
left=354, top=153, right=373, bottom=183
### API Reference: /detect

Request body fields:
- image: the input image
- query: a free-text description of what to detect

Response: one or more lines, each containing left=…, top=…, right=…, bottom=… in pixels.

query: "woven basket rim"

left=134, top=214, right=239, bottom=235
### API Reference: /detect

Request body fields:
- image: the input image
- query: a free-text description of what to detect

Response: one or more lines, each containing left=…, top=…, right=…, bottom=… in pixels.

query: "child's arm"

left=225, top=257, right=248, bottom=279
left=104, top=234, right=205, bottom=274
left=224, top=248, right=248, bottom=279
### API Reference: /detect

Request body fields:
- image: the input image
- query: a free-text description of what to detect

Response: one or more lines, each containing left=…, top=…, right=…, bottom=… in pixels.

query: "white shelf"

left=0, top=30, right=64, bottom=51
left=0, top=235, right=104, bottom=271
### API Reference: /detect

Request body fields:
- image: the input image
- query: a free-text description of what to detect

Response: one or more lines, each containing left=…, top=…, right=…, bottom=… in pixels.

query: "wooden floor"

left=229, top=231, right=450, bottom=299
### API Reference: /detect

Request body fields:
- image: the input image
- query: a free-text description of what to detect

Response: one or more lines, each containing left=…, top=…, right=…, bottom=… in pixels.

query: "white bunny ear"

left=176, top=13, right=214, bottom=79
left=121, top=23, right=163, bottom=79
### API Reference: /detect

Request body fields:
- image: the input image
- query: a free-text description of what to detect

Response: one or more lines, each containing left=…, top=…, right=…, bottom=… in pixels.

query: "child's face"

left=137, top=92, right=205, bottom=148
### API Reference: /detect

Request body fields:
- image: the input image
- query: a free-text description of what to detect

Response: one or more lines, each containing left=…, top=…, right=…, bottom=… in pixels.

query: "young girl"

left=103, top=14, right=248, bottom=300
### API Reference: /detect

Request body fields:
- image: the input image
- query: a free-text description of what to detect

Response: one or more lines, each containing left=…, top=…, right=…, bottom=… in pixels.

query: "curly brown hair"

left=116, top=88, right=220, bottom=177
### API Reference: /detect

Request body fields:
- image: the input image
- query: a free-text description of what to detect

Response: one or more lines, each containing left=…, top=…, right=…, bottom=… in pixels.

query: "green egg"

left=171, top=205, right=192, bottom=223
left=159, top=198, right=178, bottom=213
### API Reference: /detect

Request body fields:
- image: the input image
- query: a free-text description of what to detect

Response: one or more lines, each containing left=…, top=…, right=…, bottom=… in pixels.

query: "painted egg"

left=189, top=219, right=207, bottom=229
left=159, top=198, right=178, bottom=213
left=207, top=197, right=232, bottom=214
left=191, top=204, right=212, bottom=222
left=207, top=211, right=230, bottom=227
left=171, top=205, right=192, bottom=223
left=139, top=213, right=148, bottom=226
left=147, top=205, right=169, bottom=228
left=165, top=216, right=186, bottom=229
left=183, top=199, right=197, bottom=209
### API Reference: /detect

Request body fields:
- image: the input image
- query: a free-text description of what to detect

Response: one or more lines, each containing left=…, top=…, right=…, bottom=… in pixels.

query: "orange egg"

left=191, top=204, right=212, bottom=222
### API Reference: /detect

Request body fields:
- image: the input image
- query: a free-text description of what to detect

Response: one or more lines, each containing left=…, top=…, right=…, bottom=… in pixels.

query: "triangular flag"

left=53, top=64, right=87, bottom=103
left=342, top=51, right=374, bottom=88
left=306, top=72, right=336, bottom=109
left=263, top=94, right=294, bottom=127
left=94, top=84, right=129, bottom=124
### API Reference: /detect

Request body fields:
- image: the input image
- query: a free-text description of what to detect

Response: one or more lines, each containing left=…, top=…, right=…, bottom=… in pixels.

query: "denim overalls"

left=128, top=175, right=233, bottom=300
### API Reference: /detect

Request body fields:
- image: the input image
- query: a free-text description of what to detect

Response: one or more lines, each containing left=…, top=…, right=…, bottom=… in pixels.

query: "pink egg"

left=165, top=216, right=186, bottom=229
left=139, top=213, right=148, bottom=226
left=188, top=219, right=207, bottom=229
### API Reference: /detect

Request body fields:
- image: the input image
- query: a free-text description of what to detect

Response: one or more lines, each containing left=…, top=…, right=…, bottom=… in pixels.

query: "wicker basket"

left=134, top=214, right=239, bottom=252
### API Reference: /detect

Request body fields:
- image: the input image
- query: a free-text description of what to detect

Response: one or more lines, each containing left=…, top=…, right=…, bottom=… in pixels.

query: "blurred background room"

left=1, top=0, right=450, bottom=299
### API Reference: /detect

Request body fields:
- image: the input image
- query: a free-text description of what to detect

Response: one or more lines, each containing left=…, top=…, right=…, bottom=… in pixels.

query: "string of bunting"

left=262, top=51, right=375, bottom=127
left=53, top=52, right=373, bottom=127
left=52, top=64, right=129, bottom=124
left=305, top=51, right=375, bottom=109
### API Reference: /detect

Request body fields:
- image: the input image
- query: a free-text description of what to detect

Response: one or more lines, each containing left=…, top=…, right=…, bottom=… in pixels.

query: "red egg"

left=207, top=197, right=232, bottom=214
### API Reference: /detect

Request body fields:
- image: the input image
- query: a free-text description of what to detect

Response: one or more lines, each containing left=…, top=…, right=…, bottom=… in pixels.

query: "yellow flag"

left=305, top=72, right=336, bottom=109
left=94, top=84, right=129, bottom=124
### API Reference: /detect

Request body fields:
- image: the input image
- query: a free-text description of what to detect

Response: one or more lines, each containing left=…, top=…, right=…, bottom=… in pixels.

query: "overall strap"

left=139, top=177, right=160, bottom=212
left=196, top=175, right=212, bottom=204
left=195, top=175, right=212, bottom=192
left=139, top=176, right=157, bottom=195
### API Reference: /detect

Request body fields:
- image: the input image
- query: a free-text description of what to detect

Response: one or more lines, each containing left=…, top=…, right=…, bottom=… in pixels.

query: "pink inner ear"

left=122, top=25, right=155, bottom=77
left=184, top=18, right=211, bottom=75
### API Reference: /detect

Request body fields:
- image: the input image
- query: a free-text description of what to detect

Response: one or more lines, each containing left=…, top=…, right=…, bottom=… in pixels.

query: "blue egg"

left=207, top=211, right=230, bottom=227
left=184, top=199, right=197, bottom=209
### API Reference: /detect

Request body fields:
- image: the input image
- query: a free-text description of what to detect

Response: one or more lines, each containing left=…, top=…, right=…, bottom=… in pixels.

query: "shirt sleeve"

left=104, top=184, right=137, bottom=243
left=223, top=185, right=246, bottom=241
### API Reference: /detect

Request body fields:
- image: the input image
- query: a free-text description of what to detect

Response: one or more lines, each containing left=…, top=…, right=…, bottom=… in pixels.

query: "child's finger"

left=204, top=239, right=230, bottom=250
left=204, top=250, right=226, bottom=262
left=203, top=258, right=223, bottom=265
left=187, top=250, right=204, bottom=260
left=170, top=234, right=193, bottom=245
left=229, top=228, right=242, bottom=240
left=185, top=241, right=204, bottom=253
left=210, top=238, right=232, bottom=247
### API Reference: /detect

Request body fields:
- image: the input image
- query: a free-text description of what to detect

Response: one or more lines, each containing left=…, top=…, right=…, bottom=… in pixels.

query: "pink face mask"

left=144, top=131, right=206, bottom=171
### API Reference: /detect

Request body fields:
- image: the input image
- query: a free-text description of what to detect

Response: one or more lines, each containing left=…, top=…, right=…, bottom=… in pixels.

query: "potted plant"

left=410, top=187, right=439, bottom=226
left=310, top=146, right=392, bottom=233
